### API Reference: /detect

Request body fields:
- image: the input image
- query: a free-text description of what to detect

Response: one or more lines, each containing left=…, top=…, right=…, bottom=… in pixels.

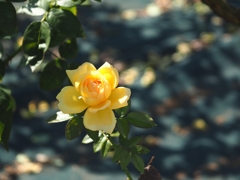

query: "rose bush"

left=56, top=62, right=131, bottom=133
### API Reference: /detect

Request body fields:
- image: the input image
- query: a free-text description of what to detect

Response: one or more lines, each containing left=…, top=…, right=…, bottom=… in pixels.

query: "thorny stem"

left=3, top=46, right=22, bottom=66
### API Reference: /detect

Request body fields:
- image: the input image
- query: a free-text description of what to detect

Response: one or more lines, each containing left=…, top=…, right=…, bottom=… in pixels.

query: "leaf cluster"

left=47, top=100, right=157, bottom=173
left=0, top=0, right=101, bottom=150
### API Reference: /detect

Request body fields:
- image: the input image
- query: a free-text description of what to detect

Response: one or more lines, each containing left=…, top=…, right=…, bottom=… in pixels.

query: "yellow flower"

left=56, top=62, right=131, bottom=134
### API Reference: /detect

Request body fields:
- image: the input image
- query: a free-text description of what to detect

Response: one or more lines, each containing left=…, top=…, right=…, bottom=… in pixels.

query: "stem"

left=47, top=50, right=62, bottom=59
left=3, top=46, right=22, bottom=65
left=125, top=168, right=133, bottom=180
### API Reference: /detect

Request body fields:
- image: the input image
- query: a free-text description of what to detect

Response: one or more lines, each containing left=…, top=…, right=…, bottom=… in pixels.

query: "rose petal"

left=98, top=62, right=119, bottom=89
left=88, top=100, right=111, bottom=113
left=56, top=86, right=88, bottom=114
left=66, top=62, right=96, bottom=87
left=83, top=108, right=116, bottom=134
left=108, top=87, right=131, bottom=109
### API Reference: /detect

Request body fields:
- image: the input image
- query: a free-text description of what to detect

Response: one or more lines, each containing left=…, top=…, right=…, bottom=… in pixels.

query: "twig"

left=3, top=46, right=22, bottom=65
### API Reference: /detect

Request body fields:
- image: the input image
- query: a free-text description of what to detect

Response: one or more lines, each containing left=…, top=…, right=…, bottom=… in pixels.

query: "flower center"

left=84, top=78, right=102, bottom=98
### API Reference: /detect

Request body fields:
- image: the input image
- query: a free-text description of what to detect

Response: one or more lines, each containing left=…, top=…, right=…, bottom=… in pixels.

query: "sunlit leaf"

left=93, top=134, right=107, bottom=153
left=17, top=5, right=46, bottom=16
left=23, top=21, right=51, bottom=56
left=0, top=0, right=17, bottom=38
left=131, top=154, right=145, bottom=173
left=26, top=50, right=44, bottom=66
left=65, top=115, right=84, bottom=141
left=57, top=0, right=85, bottom=7
left=86, top=129, right=99, bottom=142
left=126, top=112, right=157, bottom=128
left=47, top=111, right=72, bottom=123
left=39, top=59, right=67, bottom=90
left=82, top=134, right=94, bottom=144
left=101, top=139, right=112, bottom=157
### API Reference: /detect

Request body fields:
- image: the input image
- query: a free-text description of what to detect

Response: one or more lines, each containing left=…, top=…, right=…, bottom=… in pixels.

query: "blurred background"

left=2, top=0, right=240, bottom=179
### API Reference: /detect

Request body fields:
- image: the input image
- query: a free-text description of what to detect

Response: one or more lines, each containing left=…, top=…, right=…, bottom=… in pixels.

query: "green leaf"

left=49, top=29, right=66, bottom=47
left=46, top=8, right=84, bottom=38
left=119, top=134, right=127, bottom=145
left=0, top=42, right=3, bottom=58
left=0, top=84, right=11, bottom=95
left=119, top=151, right=131, bottom=170
left=0, top=60, right=5, bottom=81
left=56, top=0, right=85, bottom=7
left=46, top=111, right=72, bottom=123
left=131, top=154, right=145, bottom=173
left=126, top=112, right=157, bottom=128
left=59, top=38, right=78, bottom=59
left=124, top=136, right=142, bottom=148
left=116, top=118, right=129, bottom=139
left=86, top=129, right=99, bottom=142
left=9, top=0, right=26, bottom=2
left=112, top=145, right=126, bottom=163
left=93, top=134, right=107, bottom=153
left=65, top=115, right=84, bottom=141
left=82, top=134, right=94, bottom=144
left=0, top=0, right=17, bottom=38
left=115, top=100, right=131, bottom=118
left=22, top=21, right=51, bottom=56
left=131, top=145, right=150, bottom=155
left=101, top=139, right=112, bottom=157
left=17, top=5, right=46, bottom=16
left=39, top=59, right=67, bottom=90
left=0, top=89, right=14, bottom=150
left=26, top=50, right=44, bottom=66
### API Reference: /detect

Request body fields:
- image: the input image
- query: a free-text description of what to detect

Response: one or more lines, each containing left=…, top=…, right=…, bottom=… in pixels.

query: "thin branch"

left=125, top=168, right=133, bottom=180
left=3, top=46, right=22, bottom=65
left=47, top=50, right=62, bottom=60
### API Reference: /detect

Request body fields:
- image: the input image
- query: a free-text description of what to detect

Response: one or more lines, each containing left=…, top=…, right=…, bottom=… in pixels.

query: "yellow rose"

left=56, top=62, right=131, bottom=134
